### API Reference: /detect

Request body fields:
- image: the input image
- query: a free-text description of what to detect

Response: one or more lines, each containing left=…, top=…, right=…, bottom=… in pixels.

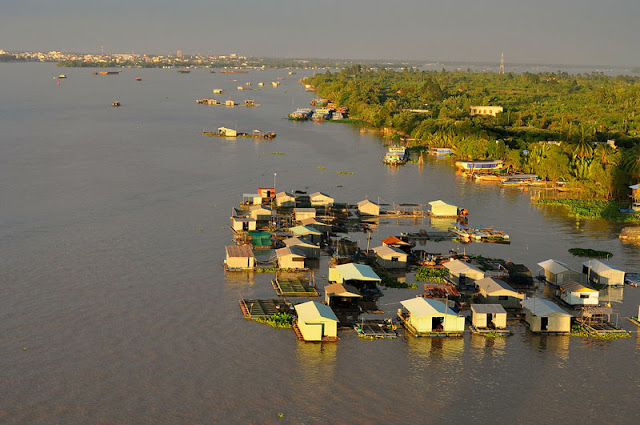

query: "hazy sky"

left=2, top=0, right=639, bottom=66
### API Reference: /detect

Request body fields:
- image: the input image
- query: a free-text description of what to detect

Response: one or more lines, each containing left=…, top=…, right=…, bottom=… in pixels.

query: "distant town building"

left=470, top=106, right=503, bottom=117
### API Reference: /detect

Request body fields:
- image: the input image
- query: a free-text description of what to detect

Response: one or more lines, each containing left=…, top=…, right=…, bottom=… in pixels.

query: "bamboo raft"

left=271, top=277, right=319, bottom=297
left=354, top=320, right=397, bottom=339
left=578, top=322, right=630, bottom=336
left=239, top=299, right=290, bottom=319
left=627, top=317, right=640, bottom=327
left=469, top=324, right=512, bottom=336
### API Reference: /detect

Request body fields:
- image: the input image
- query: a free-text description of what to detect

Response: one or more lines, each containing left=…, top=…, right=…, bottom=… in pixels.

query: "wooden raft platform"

left=354, top=320, right=397, bottom=339
left=627, top=317, right=640, bottom=327
left=469, top=324, right=512, bottom=336
left=239, top=299, right=288, bottom=319
left=272, top=278, right=319, bottom=297
left=580, top=322, right=630, bottom=336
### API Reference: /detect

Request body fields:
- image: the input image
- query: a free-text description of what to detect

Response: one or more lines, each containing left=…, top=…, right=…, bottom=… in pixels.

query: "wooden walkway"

left=272, top=277, right=319, bottom=297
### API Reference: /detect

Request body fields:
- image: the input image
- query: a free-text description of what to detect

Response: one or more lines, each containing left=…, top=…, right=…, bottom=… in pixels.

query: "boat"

left=288, top=108, right=313, bottom=120
left=220, top=70, right=248, bottom=74
left=455, top=159, right=504, bottom=172
left=112, top=101, right=120, bottom=107
left=135, top=77, right=142, bottom=81
left=177, top=69, right=190, bottom=74
left=311, top=111, right=330, bottom=121
left=93, top=70, right=120, bottom=75
left=500, top=175, right=540, bottom=186
left=382, top=146, right=409, bottom=165
left=209, top=70, right=216, bottom=73
left=54, top=74, right=67, bottom=79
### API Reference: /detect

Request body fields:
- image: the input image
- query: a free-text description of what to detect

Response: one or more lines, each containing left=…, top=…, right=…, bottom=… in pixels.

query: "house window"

left=580, top=294, right=590, bottom=299
left=391, top=257, right=399, bottom=262
left=498, top=295, right=508, bottom=301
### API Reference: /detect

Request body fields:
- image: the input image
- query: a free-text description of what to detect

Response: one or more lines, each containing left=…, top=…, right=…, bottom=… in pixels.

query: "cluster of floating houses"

left=224, top=186, right=638, bottom=342
left=289, top=99, right=349, bottom=121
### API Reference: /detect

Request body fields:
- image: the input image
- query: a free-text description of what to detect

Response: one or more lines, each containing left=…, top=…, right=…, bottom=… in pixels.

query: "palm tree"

left=623, top=147, right=640, bottom=181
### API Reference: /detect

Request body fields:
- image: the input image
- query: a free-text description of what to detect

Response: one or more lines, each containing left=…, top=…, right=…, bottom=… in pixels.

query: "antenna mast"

left=499, top=52, right=505, bottom=74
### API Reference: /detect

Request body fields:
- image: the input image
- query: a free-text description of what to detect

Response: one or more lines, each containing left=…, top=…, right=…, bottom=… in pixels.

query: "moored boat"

left=382, top=146, right=409, bottom=165
left=455, top=159, right=504, bottom=171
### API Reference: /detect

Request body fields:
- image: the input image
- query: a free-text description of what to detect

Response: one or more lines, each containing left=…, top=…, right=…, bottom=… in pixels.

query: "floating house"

left=521, top=298, right=571, bottom=334
left=258, top=187, right=275, bottom=199
left=293, top=208, right=316, bottom=221
left=328, top=263, right=381, bottom=297
left=470, top=304, right=509, bottom=333
left=294, top=301, right=339, bottom=342
left=381, top=236, right=413, bottom=253
left=503, top=261, right=534, bottom=286
left=537, top=259, right=585, bottom=286
left=557, top=280, right=599, bottom=307
left=289, top=225, right=322, bottom=244
left=299, top=217, right=331, bottom=233
left=475, top=277, right=524, bottom=309
left=276, top=247, right=307, bottom=270
left=582, top=259, right=625, bottom=287
left=428, top=200, right=458, bottom=217
left=224, top=245, right=256, bottom=270
left=283, top=237, right=321, bottom=258
left=357, top=199, right=380, bottom=216
left=398, top=297, right=465, bottom=336
left=231, top=216, right=257, bottom=232
left=372, top=245, right=408, bottom=269
left=242, top=193, right=262, bottom=206
left=249, top=205, right=272, bottom=221
left=324, top=283, right=362, bottom=311
left=217, top=126, right=237, bottom=137
left=454, top=159, right=504, bottom=172
left=225, top=100, right=235, bottom=107
left=443, top=259, right=485, bottom=287
left=309, top=192, right=334, bottom=207
left=275, top=192, right=296, bottom=208
left=213, top=89, right=225, bottom=94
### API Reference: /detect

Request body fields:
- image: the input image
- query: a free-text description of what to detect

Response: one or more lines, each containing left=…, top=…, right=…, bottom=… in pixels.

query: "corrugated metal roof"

left=521, top=298, right=571, bottom=317
left=471, top=304, right=507, bottom=314
left=295, top=301, right=338, bottom=322
left=225, top=245, right=255, bottom=258
left=333, top=263, right=381, bottom=282
left=309, top=192, right=332, bottom=199
left=537, top=259, right=572, bottom=274
left=401, top=297, right=457, bottom=317
left=324, top=283, right=361, bottom=298
left=444, top=259, right=484, bottom=275
left=559, top=279, right=598, bottom=293
left=249, top=205, right=271, bottom=212
left=582, top=259, right=623, bottom=274
left=475, top=277, right=519, bottom=295
left=382, top=236, right=411, bottom=246
left=357, top=199, right=378, bottom=207
left=283, top=237, right=318, bottom=249
left=372, top=245, right=407, bottom=258
left=290, top=225, right=322, bottom=235
left=428, top=200, right=453, bottom=207
left=275, top=246, right=305, bottom=258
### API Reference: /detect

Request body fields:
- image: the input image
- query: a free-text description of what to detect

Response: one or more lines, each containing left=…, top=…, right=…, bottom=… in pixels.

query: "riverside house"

left=294, top=301, right=339, bottom=342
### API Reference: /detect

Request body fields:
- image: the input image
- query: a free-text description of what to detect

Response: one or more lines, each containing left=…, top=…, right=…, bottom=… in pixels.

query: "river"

left=1, top=63, right=639, bottom=425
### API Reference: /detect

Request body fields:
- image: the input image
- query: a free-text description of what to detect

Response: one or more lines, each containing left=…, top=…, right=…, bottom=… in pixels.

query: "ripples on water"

left=1, top=63, right=639, bottom=424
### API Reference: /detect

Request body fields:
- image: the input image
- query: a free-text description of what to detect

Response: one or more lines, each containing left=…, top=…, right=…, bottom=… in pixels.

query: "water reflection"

left=469, top=333, right=507, bottom=361
left=599, top=286, right=624, bottom=305
left=430, top=217, right=455, bottom=232
left=405, top=335, right=465, bottom=367
left=527, top=334, right=570, bottom=363
left=295, top=342, right=337, bottom=386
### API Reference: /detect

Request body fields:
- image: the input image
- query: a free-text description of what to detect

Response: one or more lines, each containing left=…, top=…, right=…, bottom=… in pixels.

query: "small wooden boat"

left=112, top=101, right=121, bottom=107
left=135, top=77, right=142, bottom=81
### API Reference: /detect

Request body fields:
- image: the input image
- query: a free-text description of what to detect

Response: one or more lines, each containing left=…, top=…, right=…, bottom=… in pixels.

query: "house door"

left=541, top=317, right=549, bottom=331
left=243, top=222, right=249, bottom=231
left=486, top=313, right=494, bottom=328
left=432, top=317, right=444, bottom=332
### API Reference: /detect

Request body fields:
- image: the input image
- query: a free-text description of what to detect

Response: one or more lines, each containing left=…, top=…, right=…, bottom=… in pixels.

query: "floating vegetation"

left=416, top=267, right=446, bottom=283
left=317, top=166, right=326, bottom=170
left=380, top=276, right=418, bottom=289
left=569, top=248, right=613, bottom=258
left=337, top=171, right=354, bottom=175
left=254, top=312, right=293, bottom=329
left=482, top=332, right=509, bottom=338
left=535, top=199, right=640, bottom=222
left=255, top=267, right=278, bottom=273
left=330, top=118, right=366, bottom=124
left=571, top=325, right=630, bottom=339
left=268, top=152, right=285, bottom=156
